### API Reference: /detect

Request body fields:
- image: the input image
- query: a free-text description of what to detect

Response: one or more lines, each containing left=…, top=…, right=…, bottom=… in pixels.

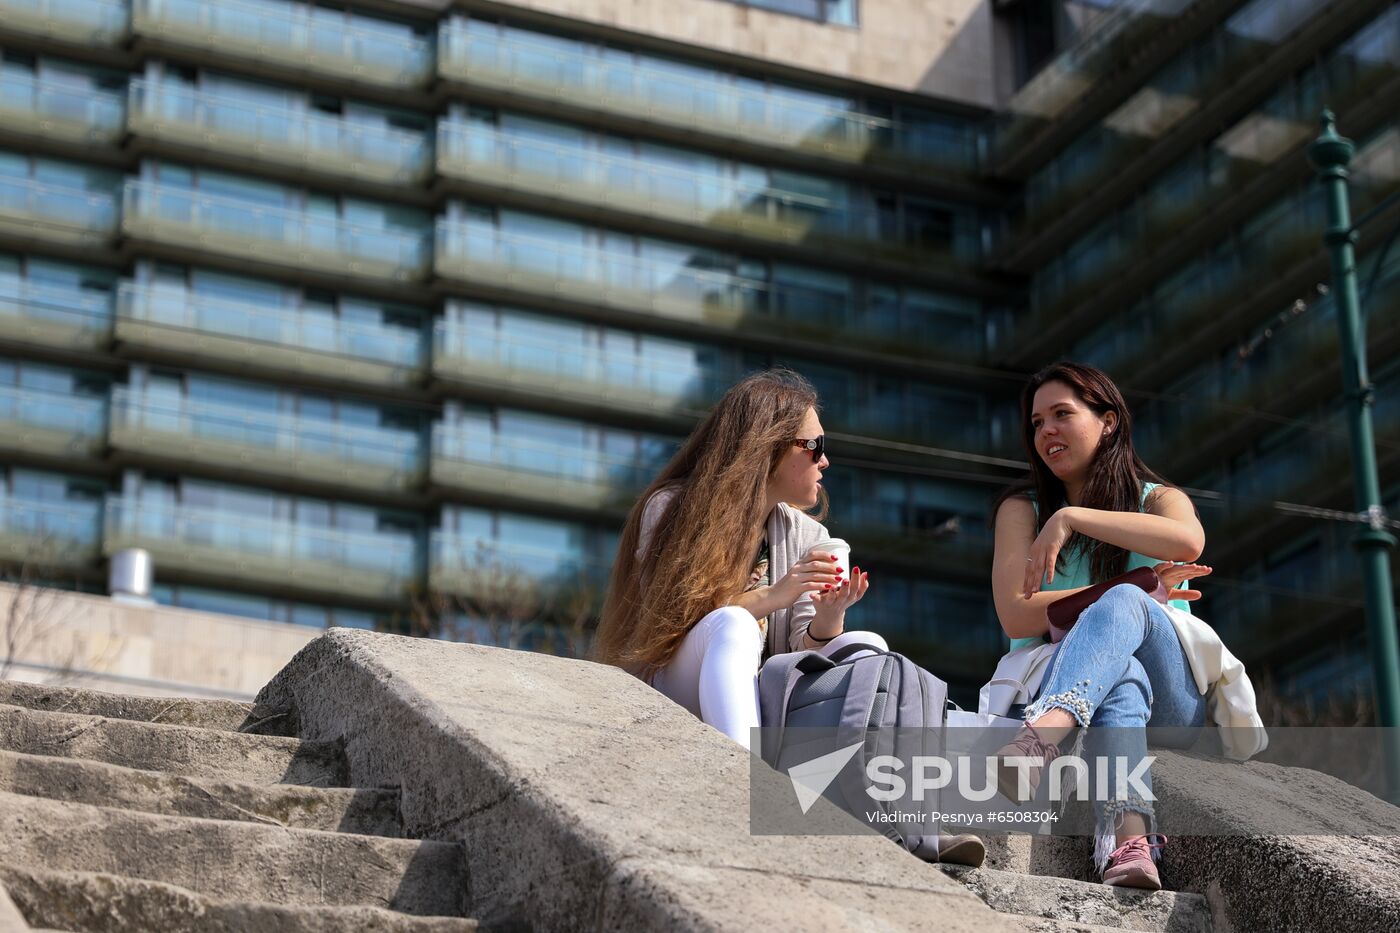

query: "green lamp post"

left=1308, top=111, right=1400, bottom=803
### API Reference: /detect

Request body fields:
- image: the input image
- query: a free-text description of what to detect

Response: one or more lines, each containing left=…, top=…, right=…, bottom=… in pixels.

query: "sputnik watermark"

left=783, top=745, right=1156, bottom=813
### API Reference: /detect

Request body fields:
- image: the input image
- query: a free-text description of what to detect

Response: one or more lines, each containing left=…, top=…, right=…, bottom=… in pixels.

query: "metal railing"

left=0, top=279, right=113, bottom=332
left=0, top=382, right=107, bottom=437
left=0, top=71, right=125, bottom=139
left=105, top=496, right=420, bottom=577
left=429, top=530, right=609, bottom=585
left=432, top=317, right=740, bottom=405
left=431, top=423, right=667, bottom=489
left=111, top=386, right=423, bottom=472
left=0, top=496, right=103, bottom=549
left=130, top=78, right=430, bottom=181
left=133, top=0, right=432, bottom=85
left=438, top=18, right=979, bottom=169
left=436, top=120, right=980, bottom=258
left=0, top=175, right=119, bottom=235
left=117, top=281, right=424, bottom=367
left=0, top=0, right=129, bottom=43
left=123, top=180, right=431, bottom=273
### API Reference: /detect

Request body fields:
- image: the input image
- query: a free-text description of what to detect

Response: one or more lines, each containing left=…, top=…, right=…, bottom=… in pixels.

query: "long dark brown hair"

left=593, top=368, right=826, bottom=679
left=994, top=361, right=1173, bottom=583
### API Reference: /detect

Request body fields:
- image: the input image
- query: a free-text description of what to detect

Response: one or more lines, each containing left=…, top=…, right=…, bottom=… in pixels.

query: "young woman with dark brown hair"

left=990, top=361, right=1213, bottom=890
left=594, top=368, right=881, bottom=750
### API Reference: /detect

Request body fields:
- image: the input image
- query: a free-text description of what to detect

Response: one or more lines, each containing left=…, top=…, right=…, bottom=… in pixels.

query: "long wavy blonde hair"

left=593, top=369, right=826, bottom=679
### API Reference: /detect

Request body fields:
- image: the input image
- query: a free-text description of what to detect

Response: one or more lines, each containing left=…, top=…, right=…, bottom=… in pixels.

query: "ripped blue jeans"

left=1023, top=584, right=1206, bottom=860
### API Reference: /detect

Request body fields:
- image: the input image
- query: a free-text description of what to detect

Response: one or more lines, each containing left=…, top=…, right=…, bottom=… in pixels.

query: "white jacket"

left=1162, top=604, right=1269, bottom=760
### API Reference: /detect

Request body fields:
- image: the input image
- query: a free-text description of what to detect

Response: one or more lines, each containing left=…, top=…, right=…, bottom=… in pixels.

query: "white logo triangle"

left=787, top=741, right=865, bottom=814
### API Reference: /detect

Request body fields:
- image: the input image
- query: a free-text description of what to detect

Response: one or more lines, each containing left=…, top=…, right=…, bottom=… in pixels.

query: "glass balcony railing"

left=0, top=279, right=112, bottom=350
left=430, top=424, right=666, bottom=507
left=104, top=496, right=420, bottom=599
left=429, top=531, right=610, bottom=595
left=435, top=121, right=980, bottom=264
left=122, top=180, right=431, bottom=281
left=0, top=0, right=129, bottom=45
left=431, top=318, right=742, bottom=414
left=0, top=382, right=107, bottom=457
left=115, top=281, right=424, bottom=384
left=0, top=175, right=119, bottom=245
left=437, top=19, right=979, bottom=172
left=132, top=0, right=432, bottom=88
left=0, top=73, right=125, bottom=144
left=129, top=79, right=431, bottom=184
left=0, top=496, right=103, bottom=563
left=436, top=220, right=776, bottom=326
left=110, top=386, right=424, bottom=491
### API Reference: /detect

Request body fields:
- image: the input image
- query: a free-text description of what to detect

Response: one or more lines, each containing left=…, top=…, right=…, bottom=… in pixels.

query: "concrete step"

left=0, top=749, right=401, bottom=837
left=0, top=791, right=464, bottom=916
left=0, top=704, right=345, bottom=786
left=938, top=866, right=1212, bottom=933
left=0, top=682, right=292, bottom=736
left=2, top=865, right=477, bottom=932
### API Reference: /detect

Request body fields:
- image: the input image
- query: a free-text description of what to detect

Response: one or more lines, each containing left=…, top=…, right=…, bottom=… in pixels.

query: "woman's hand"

left=809, top=567, right=870, bottom=640
left=1152, top=561, right=1212, bottom=602
left=768, top=548, right=843, bottom=609
left=1022, top=509, right=1075, bottom=599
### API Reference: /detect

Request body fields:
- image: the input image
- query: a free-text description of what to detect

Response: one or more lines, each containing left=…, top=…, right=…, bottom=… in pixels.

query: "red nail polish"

left=824, top=584, right=833, bottom=590
left=830, top=555, right=838, bottom=561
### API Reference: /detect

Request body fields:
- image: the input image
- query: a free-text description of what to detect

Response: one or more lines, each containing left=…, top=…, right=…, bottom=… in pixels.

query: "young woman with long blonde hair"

left=594, top=368, right=881, bottom=750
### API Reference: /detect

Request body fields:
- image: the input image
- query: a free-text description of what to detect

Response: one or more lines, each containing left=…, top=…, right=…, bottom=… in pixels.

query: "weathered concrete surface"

left=939, top=866, right=1210, bottom=933
left=2, top=866, right=476, bottom=933
left=0, top=749, right=401, bottom=836
left=1029, top=749, right=1400, bottom=931
left=258, top=629, right=1024, bottom=932
left=0, top=704, right=344, bottom=785
left=0, top=881, right=25, bottom=933
left=0, top=790, right=463, bottom=915
left=0, top=681, right=286, bottom=734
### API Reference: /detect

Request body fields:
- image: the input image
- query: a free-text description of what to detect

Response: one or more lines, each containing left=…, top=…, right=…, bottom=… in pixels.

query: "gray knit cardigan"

left=638, top=487, right=830, bottom=658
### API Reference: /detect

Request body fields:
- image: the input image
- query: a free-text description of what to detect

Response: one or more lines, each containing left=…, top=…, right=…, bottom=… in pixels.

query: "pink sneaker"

left=1102, top=834, right=1167, bottom=890
left=994, top=723, right=1060, bottom=804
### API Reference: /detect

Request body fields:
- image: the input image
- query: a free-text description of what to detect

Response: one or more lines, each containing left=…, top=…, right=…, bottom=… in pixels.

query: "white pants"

left=650, top=605, right=889, bottom=750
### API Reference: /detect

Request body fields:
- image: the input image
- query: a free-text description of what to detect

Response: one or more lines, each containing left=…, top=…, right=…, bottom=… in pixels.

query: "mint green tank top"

left=1007, top=482, right=1191, bottom=651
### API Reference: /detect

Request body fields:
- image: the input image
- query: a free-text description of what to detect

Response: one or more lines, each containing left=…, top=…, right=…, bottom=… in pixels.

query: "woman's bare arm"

left=992, top=497, right=1092, bottom=639
left=1058, top=486, right=1204, bottom=563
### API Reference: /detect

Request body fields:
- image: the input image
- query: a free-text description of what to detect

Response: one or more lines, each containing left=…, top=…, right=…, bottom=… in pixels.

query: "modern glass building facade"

left=0, top=0, right=1394, bottom=701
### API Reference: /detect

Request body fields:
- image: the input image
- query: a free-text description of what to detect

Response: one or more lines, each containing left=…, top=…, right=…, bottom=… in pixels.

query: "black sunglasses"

left=793, top=435, right=825, bottom=462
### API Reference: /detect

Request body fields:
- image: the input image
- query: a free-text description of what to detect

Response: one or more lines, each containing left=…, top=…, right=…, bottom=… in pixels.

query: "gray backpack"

left=758, top=645, right=948, bottom=861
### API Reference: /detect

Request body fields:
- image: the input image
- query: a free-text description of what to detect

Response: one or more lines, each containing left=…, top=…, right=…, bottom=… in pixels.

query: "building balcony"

left=433, top=221, right=987, bottom=365
left=428, top=532, right=609, bottom=602
left=434, top=221, right=753, bottom=327
left=429, top=425, right=658, bottom=511
left=430, top=318, right=740, bottom=419
left=121, top=180, right=431, bottom=282
left=103, top=496, right=419, bottom=602
left=436, top=19, right=977, bottom=174
left=0, top=279, right=112, bottom=353
left=0, top=73, right=126, bottom=147
left=108, top=386, right=424, bottom=495
left=0, top=496, right=103, bottom=567
left=128, top=79, right=431, bottom=186
left=114, top=281, right=425, bottom=388
left=434, top=121, right=979, bottom=268
left=0, top=383, right=107, bottom=462
left=131, top=0, right=432, bottom=90
left=0, top=0, right=129, bottom=46
left=0, top=175, right=118, bottom=249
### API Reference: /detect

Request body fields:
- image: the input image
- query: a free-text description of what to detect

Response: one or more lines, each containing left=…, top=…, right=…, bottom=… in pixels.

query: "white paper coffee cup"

left=813, top=537, right=851, bottom=579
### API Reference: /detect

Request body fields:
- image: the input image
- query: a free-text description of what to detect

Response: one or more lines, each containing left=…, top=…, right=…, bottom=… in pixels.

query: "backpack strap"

left=833, top=654, right=891, bottom=820
left=757, top=650, right=833, bottom=767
